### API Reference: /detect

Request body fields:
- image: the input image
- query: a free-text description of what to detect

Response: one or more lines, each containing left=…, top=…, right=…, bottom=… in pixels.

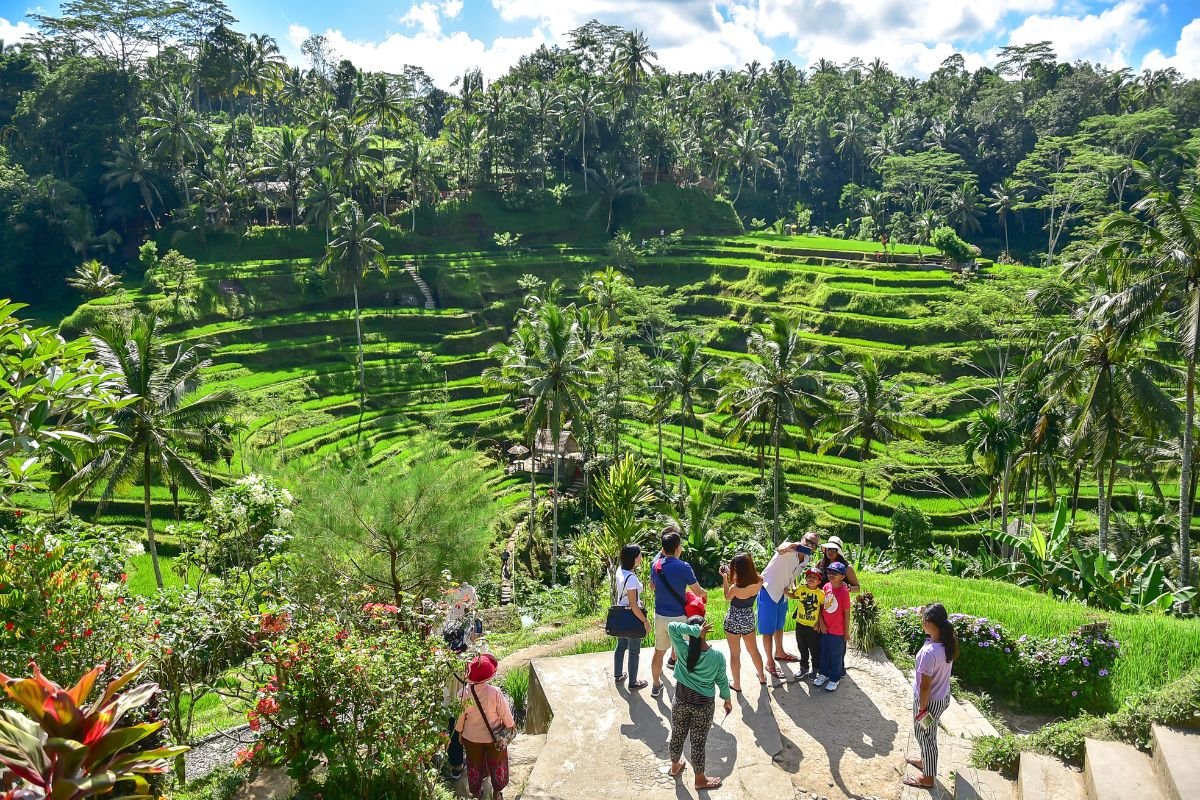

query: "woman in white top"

left=613, top=543, right=650, bottom=689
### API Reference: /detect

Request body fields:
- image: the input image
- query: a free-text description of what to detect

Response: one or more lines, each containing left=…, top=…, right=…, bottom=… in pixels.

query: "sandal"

left=668, top=760, right=686, bottom=778
left=629, top=680, right=649, bottom=690
left=775, top=653, right=800, bottom=663
left=731, top=685, right=742, bottom=693
left=902, top=776, right=935, bottom=789
left=615, top=673, right=626, bottom=684
left=906, top=756, right=924, bottom=769
left=696, top=777, right=723, bottom=790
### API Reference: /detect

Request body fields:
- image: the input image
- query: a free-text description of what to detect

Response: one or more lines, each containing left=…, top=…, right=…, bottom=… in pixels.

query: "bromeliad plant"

left=0, top=661, right=187, bottom=799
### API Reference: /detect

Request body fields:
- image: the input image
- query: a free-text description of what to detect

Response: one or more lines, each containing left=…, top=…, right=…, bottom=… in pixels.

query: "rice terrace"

left=3, top=2, right=1200, bottom=800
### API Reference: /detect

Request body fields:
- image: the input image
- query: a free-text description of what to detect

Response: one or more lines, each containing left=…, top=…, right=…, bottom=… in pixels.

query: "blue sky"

left=2, top=1, right=1198, bottom=87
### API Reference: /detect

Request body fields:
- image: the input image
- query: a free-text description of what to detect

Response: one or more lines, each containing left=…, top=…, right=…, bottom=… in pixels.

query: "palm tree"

left=965, top=406, right=1019, bottom=532
left=719, top=316, right=826, bottom=541
left=320, top=199, right=390, bottom=418
left=584, top=158, right=641, bottom=234
left=820, top=356, right=922, bottom=546
left=727, top=118, right=777, bottom=203
left=522, top=85, right=562, bottom=188
left=565, top=84, right=603, bottom=192
left=833, top=112, right=867, bottom=183
left=65, top=313, right=236, bottom=588
left=989, top=179, right=1022, bottom=258
left=356, top=73, right=405, bottom=132
left=611, top=30, right=657, bottom=109
left=396, top=136, right=440, bottom=233
left=67, top=259, right=122, bottom=298
left=103, top=138, right=162, bottom=229
left=141, top=85, right=206, bottom=204
left=1093, top=171, right=1200, bottom=584
left=1043, top=314, right=1180, bottom=550
left=947, top=180, right=984, bottom=236
left=259, top=128, right=306, bottom=229
left=667, top=334, right=711, bottom=497
left=302, top=166, right=341, bottom=241
left=524, top=303, right=596, bottom=583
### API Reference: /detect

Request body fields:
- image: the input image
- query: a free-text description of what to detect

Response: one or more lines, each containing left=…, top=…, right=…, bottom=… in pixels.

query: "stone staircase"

left=956, top=725, right=1200, bottom=800
left=404, top=262, right=436, bottom=309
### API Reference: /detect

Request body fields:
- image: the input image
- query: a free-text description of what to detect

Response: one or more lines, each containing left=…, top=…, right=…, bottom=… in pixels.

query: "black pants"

left=794, top=624, right=821, bottom=673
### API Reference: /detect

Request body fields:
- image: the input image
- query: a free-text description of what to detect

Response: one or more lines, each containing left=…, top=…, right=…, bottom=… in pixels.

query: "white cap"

left=824, top=535, right=844, bottom=553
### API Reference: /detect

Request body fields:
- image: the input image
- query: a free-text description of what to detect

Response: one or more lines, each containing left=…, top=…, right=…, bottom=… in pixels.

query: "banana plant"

left=0, top=661, right=187, bottom=800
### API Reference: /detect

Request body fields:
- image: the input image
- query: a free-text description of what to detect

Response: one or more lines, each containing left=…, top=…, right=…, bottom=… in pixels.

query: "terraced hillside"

left=50, top=215, right=1165, bottom=549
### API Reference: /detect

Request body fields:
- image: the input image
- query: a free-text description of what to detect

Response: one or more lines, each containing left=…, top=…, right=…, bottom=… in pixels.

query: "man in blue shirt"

left=649, top=525, right=707, bottom=698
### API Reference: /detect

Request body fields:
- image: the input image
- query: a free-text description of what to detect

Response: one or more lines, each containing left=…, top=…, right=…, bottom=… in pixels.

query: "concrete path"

left=518, top=643, right=995, bottom=800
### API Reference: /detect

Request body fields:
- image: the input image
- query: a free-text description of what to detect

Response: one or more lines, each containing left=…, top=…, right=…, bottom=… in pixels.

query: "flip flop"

left=731, top=685, right=743, bottom=693
left=696, top=777, right=723, bottom=790
left=905, top=756, right=924, bottom=769
left=668, top=760, right=686, bottom=778
left=775, top=654, right=801, bottom=663
left=902, top=776, right=935, bottom=789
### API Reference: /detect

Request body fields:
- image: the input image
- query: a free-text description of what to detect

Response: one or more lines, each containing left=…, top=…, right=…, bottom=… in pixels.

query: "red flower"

left=116, top=597, right=125, bottom=605
left=335, top=629, right=349, bottom=641
left=4, top=622, right=13, bottom=632
left=83, top=629, right=93, bottom=637
left=53, top=643, right=65, bottom=652
left=119, top=572, right=127, bottom=582
left=255, top=697, right=281, bottom=715
left=247, top=713, right=261, bottom=732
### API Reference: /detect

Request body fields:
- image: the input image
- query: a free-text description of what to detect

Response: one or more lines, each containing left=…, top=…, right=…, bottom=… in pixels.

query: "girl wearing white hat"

left=816, top=536, right=861, bottom=593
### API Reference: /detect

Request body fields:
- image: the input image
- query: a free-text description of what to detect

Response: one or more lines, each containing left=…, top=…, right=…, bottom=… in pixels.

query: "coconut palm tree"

left=965, top=406, right=1019, bottom=533
left=258, top=127, right=306, bottom=229
left=320, top=199, right=390, bottom=418
left=820, top=356, right=922, bottom=546
left=523, top=303, right=596, bottom=583
left=1092, top=169, right=1200, bottom=585
left=667, top=334, right=712, bottom=497
left=565, top=83, right=604, bottom=192
left=989, top=179, right=1022, bottom=258
left=719, top=315, right=826, bottom=541
left=141, top=85, right=206, bottom=204
left=833, top=112, right=867, bottom=183
left=611, top=30, right=657, bottom=110
left=301, top=166, right=341, bottom=241
left=947, top=180, right=984, bottom=236
left=395, top=136, right=440, bottom=233
left=521, top=84, right=562, bottom=188
left=1042, top=312, right=1180, bottom=550
left=103, top=138, right=162, bottom=229
left=65, top=313, right=236, bottom=588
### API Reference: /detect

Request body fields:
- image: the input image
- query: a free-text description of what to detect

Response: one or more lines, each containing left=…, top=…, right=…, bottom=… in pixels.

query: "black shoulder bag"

left=605, top=572, right=647, bottom=639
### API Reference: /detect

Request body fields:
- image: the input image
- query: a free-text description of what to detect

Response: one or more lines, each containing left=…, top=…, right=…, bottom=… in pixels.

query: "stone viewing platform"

left=514, top=643, right=998, bottom=800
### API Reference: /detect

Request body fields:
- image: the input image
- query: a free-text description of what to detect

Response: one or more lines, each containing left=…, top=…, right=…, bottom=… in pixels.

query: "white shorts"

left=654, top=614, right=687, bottom=651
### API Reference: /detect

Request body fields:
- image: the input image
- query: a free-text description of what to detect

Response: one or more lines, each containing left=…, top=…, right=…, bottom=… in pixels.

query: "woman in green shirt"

left=666, top=616, right=733, bottom=791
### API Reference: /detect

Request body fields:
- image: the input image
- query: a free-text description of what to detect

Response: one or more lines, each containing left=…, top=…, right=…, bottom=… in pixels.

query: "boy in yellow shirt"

left=787, top=566, right=825, bottom=679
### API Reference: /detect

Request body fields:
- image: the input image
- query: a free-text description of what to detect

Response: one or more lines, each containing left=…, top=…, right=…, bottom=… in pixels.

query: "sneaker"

left=812, top=674, right=827, bottom=686
left=825, top=680, right=840, bottom=692
left=651, top=683, right=663, bottom=698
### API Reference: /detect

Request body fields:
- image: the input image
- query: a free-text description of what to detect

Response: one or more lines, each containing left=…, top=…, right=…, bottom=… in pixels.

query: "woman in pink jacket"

left=455, top=653, right=516, bottom=800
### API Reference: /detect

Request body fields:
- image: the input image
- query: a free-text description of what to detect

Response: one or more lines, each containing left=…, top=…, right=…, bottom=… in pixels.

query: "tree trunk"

left=551, top=415, right=561, bottom=585
left=581, top=128, right=588, bottom=193
left=1097, top=458, right=1109, bottom=552
left=354, top=281, right=367, bottom=426
left=657, top=420, right=665, bottom=494
left=772, top=417, right=781, bottom=544
left=858, top=469, right=866, bottom=548
left=1180, top=347, right=1196, bottom=595
left=1071, top=463, right=1083, bottom=524
left=678, top=411, right=686, bottom=498
left=1000, top=453, right=1012, bottom=539
left=1002, top=216, right=1009, bottom=258
left=144, top=447, right=164, bottom=589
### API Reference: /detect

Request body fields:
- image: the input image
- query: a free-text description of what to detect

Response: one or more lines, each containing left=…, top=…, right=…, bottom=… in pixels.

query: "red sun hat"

left=466, top=653, right=498, bottom=683
left=684, top=589, right=707, bottom=618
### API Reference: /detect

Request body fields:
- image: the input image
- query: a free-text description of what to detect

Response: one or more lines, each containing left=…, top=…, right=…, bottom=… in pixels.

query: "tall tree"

left=820, top=356, right=922, bottom=546
left=65, top=312, right=235, bottom=588
left=320, top=199, right=390, bottom=419
left=667, top=334, right=712, bottom=497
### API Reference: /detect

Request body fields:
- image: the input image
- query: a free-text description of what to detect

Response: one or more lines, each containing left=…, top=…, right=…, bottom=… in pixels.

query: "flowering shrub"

left=0, top=517, right=139, bottom=679
left=892, top=607, right=1118, bottom=713
left=177, top=473, right=295, bottom=576
left=240, top=592, right=456, bottom=800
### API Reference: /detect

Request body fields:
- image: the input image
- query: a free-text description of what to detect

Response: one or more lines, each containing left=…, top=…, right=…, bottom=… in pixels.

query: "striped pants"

left=669, top=699, right=715, bottom=773
left=912, top=695, right=951, bottom=778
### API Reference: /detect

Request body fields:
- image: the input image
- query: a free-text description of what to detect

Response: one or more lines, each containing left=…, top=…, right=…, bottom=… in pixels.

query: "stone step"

left=1019, top=752, right=1085, bottom=800
left=1152, top=724, right=1200, bottom=800
left=955, top=766, right=1015, bottom=800
left=1084, top=739, right=1164, bottom=800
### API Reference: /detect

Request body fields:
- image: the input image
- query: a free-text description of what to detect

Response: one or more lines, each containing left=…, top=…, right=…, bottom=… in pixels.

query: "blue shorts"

left=757, top=587, right=789, bottom=635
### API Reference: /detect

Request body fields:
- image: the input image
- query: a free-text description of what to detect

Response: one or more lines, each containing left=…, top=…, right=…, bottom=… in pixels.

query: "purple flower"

left=1099, top=669, right=1109, bottom=677
left=1004, top=647, right=1011, bottom=653
left=1058, top=656, right=1069, bottom=665
left=1071, top=691, right=1078, bottom=697
left=1082, top=658, right=1090, bottom=667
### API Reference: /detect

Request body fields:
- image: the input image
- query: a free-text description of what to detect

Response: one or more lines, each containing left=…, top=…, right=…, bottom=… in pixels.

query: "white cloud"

left=1006, top=0, right=1151, bottom=68
left=0, top=17, right=36, bottom=44
left=398, top=3, right=444, bottom=35
left=286, top=22, right=548, bottom=87
left=1141, top=17, right=1200, bottom=77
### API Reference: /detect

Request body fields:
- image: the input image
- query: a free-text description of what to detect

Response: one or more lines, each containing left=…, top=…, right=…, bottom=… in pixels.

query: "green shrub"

left=890, top=503, right=933, bottom=556
left=891, top=607, right=1118, bottom=713
left=930, top=227, right=973, bottom=263
left=851, top=592, right=881, bottom=650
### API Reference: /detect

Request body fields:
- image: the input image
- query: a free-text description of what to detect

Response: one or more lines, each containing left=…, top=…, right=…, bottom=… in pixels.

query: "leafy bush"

left=851, top=592, right=881, bottom=651
left=972, top=667, right=1200, bottom=774
left=930, top=226, right=974, bottom=263
left=890, top=503, right=933, bottom=557
left=242, top=596, right=456, bottom=800
left=891, top=607, right=1118, bottom=713
left=176, top=472, right=295, bottom=577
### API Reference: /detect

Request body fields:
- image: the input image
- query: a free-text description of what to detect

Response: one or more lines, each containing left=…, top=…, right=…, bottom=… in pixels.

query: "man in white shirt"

left=758, top=532, right=819, bottom=671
